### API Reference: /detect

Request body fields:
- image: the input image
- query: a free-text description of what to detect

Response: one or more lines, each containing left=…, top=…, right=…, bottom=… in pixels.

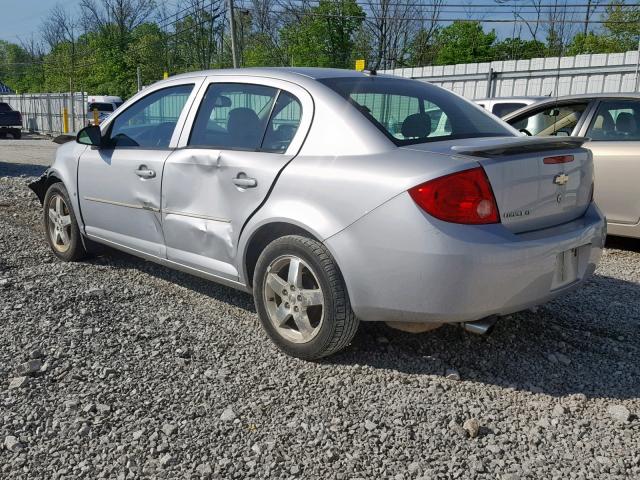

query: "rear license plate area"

left=551, top=247, right=580, bottom=290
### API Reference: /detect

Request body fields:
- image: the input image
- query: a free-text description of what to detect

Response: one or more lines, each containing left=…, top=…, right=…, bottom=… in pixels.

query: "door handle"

left=232, top=174, right=257, bottom=188
left=135, top=165, right=156, bottom=179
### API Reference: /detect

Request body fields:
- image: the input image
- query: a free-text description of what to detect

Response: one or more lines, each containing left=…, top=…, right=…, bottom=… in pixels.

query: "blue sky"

left=0, top=0, right=608, bottom=45
left=0, top=0, right=82, bottom=43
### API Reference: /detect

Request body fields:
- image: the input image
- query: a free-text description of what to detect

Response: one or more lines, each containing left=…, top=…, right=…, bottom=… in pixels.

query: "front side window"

left=107, top=84, right=194, bottom=148
left=586, top=100, right=640, bottom=141
left=319, top=77, right=512, bottom=146
left=510, top=103, right=588, bottom=137
left=189, top=83, right=279, bottom=151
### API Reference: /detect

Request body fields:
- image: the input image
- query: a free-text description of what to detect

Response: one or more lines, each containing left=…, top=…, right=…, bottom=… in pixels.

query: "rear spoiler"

left=451, top=136, right=589, bottom=158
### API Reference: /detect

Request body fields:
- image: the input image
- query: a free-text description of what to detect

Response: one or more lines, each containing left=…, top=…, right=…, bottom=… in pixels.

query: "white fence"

left=381, top=50, right=640, bottom=100
left=0, top=92, right=88, bottom=135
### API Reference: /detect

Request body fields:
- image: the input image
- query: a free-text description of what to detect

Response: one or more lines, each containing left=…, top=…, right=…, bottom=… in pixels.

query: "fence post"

left=62, top=107, right=69, bottom=134
left=486, top=67, right=496, bottom=98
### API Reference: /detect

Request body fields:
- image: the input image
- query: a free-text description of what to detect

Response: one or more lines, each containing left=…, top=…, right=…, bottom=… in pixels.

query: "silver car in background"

left=30, top=68, right=605, bottom=359
left=475, top=96, right=547, bottom=118
left=504, top=94, right=640, bottom=239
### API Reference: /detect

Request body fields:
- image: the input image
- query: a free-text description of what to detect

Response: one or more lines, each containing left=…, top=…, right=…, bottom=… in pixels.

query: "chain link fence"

left=0, top=92, right=88, bottom=135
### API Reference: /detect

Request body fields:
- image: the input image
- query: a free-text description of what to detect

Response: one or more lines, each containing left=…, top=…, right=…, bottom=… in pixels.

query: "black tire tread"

left=254, top=235, right=359, bottom=359
left=43, top=182, right=87, bottom=262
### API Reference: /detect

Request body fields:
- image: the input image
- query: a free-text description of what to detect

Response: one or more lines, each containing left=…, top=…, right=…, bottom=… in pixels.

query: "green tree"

left=433, top=21, right=496, bottom=66
left=0, top=41, right=44, bottom=93
left=281, top=0, right=365, bottom=68
left=566, top=32, right=621, bottom=55
left=603, top=1, right=640, bottom=51
left=408, top=27, right=439, bottom=67
left=493, top=38, right=546, bottom=60
left=243, top=33, right=286, bottom=67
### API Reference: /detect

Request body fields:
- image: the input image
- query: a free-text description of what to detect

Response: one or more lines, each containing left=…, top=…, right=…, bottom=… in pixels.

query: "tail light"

left=409, top=167, right=500, bottom=224
left=543, top=155, right=574, bottom=164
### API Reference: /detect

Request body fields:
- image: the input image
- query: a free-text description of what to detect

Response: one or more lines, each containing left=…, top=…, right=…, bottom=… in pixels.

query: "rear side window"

left=587, top=100, right=640, bottom=141
left=319, top=77, right=512, bottom=145
left=0, top=103, right=12, bottom=112
left=262, top=91, right=302, bottom=153
left=189, top=83, right=302, bottom=153
left=492, top=102, right=526, bottom=118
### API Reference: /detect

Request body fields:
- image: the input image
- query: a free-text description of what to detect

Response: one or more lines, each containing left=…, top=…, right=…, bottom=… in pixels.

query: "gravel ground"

left=1, top=169, right=639, bottom=479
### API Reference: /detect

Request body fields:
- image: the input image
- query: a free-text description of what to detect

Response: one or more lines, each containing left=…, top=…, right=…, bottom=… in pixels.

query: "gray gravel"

left=1, top=170, right=639, bottom=479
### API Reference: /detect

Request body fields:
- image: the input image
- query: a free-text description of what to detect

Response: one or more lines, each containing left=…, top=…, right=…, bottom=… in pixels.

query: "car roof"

left=170, top=67, right=389, bottom=82
left=475, top=96, right=548, bottom=102
left=502, top=92, right=640, bottom=119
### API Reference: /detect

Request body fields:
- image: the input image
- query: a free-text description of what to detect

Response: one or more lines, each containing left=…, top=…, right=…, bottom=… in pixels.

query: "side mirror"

left=77, top=125, right=102, bottom=147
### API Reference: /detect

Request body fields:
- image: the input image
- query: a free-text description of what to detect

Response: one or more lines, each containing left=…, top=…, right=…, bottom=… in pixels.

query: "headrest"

left=401, top=113, right=431, bottom=138
left=616, top=112, right=637, bottom=134
left=228, top=108, right=260, bottom=134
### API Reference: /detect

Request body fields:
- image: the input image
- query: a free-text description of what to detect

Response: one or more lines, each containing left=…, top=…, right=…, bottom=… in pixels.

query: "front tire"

left=43, top=183, right=86, bottom=261
left=253, top=235, right=359, bottom=360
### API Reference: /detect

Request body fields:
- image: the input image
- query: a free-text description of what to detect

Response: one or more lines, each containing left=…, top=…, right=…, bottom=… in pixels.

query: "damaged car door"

left=161, top=77, right=312, bottom=280
left=78, top=82, right=200, bottom=257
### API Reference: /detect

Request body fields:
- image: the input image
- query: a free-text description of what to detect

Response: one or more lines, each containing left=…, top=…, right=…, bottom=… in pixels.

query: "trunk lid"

left=403, top=136, right=594, bottom=233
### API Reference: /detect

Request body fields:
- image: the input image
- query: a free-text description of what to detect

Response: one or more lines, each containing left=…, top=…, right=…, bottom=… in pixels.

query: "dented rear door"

left=161, top=75, right=314, bottom=281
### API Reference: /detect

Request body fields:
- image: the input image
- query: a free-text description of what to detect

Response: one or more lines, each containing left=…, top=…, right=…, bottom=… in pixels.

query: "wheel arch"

left=28, top=170, right=63, bottom=205
left=243, top=221, right=322, bottom=288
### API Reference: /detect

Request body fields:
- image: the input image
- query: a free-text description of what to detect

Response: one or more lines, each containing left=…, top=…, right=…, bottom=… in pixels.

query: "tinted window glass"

left=320, top=77, right=512, bottom=145
left=511, top=103, right=587, bottom=137
left=0, top=103, right=12, bottom=112
left=492, top=102, right=526, bottom=118
left=89, top=102, right=114, bottom=112
left=107, top=84, right=193, bottom=148
left=587, top=100, right=640, bottom=141
left=189, top=83, right=278, bottom=151
left=262, top=91, right=302, bottom=153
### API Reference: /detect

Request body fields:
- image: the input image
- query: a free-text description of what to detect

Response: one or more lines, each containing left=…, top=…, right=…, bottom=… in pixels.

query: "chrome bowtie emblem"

left=553, top=173, right=569, bottom=186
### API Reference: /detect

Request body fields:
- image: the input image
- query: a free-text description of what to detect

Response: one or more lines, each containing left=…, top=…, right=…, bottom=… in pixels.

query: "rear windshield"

left=88, top=102, right=114, bottom=112
left=0, top=103, right=12, bottom=112
left=319, top=77, right=513, bottom=146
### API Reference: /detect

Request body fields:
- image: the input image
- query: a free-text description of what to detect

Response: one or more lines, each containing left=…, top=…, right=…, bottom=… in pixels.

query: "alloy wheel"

left=263, top=255, right=325, bottom=344
left=47, top=194, right=72, bottom=253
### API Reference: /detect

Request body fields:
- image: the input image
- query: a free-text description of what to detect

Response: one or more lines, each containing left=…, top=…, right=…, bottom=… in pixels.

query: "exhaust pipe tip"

left=461, top=316, right=498, bottom=335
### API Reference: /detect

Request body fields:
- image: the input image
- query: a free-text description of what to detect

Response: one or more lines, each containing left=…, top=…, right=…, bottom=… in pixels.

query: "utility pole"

left=227, top=0, right=238, bottom=68
left=635, top=35, right=640, bottom=93
left=137, top=66, right=142, bottom=92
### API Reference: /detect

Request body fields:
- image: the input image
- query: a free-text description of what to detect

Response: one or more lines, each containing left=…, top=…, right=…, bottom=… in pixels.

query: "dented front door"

left=79, top=148, right=169, bottom=257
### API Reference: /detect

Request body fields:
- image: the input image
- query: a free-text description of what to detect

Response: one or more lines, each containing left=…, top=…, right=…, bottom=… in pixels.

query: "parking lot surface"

left=0, top=135, right=56, bottom=172
left=1, top=161, right=639, bottom=479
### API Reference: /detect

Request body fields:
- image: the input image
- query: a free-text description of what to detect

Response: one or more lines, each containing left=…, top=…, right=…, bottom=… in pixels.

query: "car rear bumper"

left=325, top=193, right=606, bottom=323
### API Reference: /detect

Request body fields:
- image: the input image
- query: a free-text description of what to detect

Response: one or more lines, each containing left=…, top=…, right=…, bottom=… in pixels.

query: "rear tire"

left=43, top=183, right=87, bottom=262
left=253, top=235, right=359, bottom=360
left=10, top=129, right=21, bottom=139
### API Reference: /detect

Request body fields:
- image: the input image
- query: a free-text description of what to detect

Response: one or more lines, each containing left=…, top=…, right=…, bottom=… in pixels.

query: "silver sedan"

left=30, top=68, right=606, bottom=359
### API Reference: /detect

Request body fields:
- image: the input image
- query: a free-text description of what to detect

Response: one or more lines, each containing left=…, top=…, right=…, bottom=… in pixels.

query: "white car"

left=475, top=96, right=548, bottom=118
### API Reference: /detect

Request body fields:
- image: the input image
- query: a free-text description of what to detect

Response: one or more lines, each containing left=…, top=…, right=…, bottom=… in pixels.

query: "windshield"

left=319, top=77, right=514, bottom=146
